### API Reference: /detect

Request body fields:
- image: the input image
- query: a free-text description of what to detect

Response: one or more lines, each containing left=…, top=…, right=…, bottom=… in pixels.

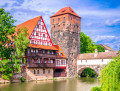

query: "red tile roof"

left=54, top=45, right=68, bottom=59
left=28, top=44, right=58, bottom=50
left=50, top=7, right=80, bottom=18
left=77, top=51, right=119, bottom=60
left=99, top=44, right=115, bottom=51
left=15, top=16, right=41, bottom=38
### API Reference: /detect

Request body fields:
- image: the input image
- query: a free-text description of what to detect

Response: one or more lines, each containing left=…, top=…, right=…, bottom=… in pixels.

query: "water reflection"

left=0, top=78, right=100, bottom=91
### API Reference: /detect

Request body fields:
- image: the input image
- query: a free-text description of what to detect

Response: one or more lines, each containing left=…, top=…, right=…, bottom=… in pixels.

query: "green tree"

left=0, top=8, right=16, bottom=59
left=0, top=8, right=30, bottom=80
left=80, top=32, right=105, bottom=53
left=96, top=45, right=105, bottom=52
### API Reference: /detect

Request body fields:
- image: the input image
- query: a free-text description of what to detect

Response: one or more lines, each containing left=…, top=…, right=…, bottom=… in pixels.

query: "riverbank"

left=0, top=77, right=72, bottom=84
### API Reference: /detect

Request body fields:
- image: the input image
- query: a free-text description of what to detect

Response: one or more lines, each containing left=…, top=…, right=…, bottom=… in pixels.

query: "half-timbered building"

left=15, top=16, right=67, bottom=80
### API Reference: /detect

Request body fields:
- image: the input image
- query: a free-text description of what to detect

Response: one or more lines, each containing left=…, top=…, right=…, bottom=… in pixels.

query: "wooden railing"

left=27, top=63, right=56, bottom=68
left=54, top=72, right=66, bottom=77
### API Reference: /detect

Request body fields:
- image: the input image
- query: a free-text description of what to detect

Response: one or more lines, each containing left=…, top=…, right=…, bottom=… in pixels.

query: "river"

left=0, top=78, right=100, bottom=91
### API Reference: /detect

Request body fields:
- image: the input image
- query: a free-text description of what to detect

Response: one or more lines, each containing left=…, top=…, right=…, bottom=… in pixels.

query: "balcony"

left=54, top=72, right=67, bottom=77
left=27, top=53, right=57, bottom=58
left=27, top=63, right=56, bottom=68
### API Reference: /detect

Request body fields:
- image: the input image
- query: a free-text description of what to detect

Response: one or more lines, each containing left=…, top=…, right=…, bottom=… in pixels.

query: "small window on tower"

left=58, top=18, right=60, bottom=22
left=33, top=70, right=36, bottom=74
left=53, top=19, right=54, bottom=22
left=64, top=17, right=65, bottom=20
left=71, top=17, right=72, bottom=20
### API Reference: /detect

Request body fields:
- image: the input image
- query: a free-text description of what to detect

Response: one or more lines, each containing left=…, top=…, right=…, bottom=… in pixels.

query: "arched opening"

left=78, top=68, right=98, bottom=78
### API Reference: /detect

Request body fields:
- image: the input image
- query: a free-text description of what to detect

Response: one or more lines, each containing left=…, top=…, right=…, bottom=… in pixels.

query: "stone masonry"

left=50, top=7, right=81, bottom=77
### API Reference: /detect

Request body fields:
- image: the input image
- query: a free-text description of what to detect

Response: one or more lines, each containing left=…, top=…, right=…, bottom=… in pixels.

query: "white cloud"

left=105, top=19, right=120, bottom=26
left=0, top=0, right=18, bottom=11
left=93, top=35, right=116, bottom=42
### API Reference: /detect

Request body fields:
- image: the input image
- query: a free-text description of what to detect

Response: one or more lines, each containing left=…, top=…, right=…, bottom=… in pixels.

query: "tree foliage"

left=0, top=8, right=16, bottom=59
left=80, top=68, right=98, bottom=78
left=100, top=52, right=120, bottom=91
left=80, top=32, right=105, bottom=53
left=0, top=8, right=29, bottom=80
left=91, top=48, right=120, bottom=91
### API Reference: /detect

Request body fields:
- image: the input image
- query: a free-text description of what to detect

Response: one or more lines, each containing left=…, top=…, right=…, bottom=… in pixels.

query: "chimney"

left=94, top=49, right=98, bottom=58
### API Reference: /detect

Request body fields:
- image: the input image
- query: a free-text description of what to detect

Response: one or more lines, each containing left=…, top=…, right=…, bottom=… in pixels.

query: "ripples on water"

left=0, top=78, right=100, bottom=91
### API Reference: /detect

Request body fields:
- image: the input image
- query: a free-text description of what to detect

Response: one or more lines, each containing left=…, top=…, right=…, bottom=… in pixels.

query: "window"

left=53, top=19, right=54, bottom=22
left=51, top=59, right=53, bottom=64
left=38, top=58, right=40, bottom=63
left=34, top=70, right=36, bottom=74
left=47, top=42, right=49, bottom=46
left=37, top=25, right=39, bottom=28
left=48, top=69, right=50, bottom=74
left=37, top=41, right=40, bottom=44
left=42, top=26, right=44, bottom=30
left=64, top=17, right=65, bottom=20
left=61, top=60, right=64, bottom=65
left=43, top=34, right=45, bottom=37
left=58, top=18, right=60, bottom=22
left=71, top=17, right=72, bottom=20
left=43, top=68, right=45, bottom=74
left=37, top=70, right=39, bottom=74
left=31, top=49, right=33, bottom=53
left=36, top=32, right=39, bottom=36
left=31, top=40, right=34, bottom=44
left=36, top=49, right=38, bottom=53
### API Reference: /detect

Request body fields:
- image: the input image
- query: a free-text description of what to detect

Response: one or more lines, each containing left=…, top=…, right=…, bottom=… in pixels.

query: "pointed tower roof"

left=50, top=7, right=80, bottom=18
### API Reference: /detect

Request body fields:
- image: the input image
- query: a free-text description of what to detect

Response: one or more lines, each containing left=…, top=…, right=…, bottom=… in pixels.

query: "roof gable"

left=16, top=16, right=41, bottom=38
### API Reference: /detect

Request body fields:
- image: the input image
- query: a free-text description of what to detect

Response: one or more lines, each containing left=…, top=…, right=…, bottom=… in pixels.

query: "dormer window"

left=62, top=10, right=66, bottom=12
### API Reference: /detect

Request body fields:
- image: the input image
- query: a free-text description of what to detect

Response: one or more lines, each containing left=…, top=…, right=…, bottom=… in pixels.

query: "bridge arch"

left=77, top=66, right=99, bottom=77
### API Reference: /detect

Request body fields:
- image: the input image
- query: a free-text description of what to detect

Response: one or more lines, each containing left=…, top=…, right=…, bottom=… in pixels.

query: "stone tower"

left=50, top=7, right=81, bottom=77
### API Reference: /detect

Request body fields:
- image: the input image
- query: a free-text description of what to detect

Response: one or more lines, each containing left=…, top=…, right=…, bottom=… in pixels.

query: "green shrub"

left=20, top=77, right=25, bottom=82
left=80, top=68, right=97, bottom=78
left=91, top=86, right=101, bottom=91
left=53, top=78, right=56, bottom=81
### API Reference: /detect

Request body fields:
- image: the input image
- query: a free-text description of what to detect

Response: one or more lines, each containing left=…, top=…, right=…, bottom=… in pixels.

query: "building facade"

left=14, top=16, right=68, bottom=80
left=50, top=7, right=81, bottom=77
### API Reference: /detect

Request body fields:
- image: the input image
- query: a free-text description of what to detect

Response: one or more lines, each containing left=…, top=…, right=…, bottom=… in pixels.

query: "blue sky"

left=0, top=0, right=120, bottom=51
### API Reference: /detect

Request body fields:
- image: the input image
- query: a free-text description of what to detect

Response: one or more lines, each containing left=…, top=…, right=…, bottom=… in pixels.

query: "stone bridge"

left=77, top=65, right=104, bottom=76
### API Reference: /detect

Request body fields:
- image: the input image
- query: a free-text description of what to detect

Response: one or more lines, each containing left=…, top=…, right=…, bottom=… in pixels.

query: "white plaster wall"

left=77, top=59, right=112, bottom=65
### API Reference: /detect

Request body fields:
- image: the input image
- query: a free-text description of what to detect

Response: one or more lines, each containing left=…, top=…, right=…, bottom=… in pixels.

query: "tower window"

left=71, top=17, right=72, bottom=20
left=53, top=19, right=54, bottom=22
left=58, top=18, right=60, bottom=22
left=64, top=17, right=65, bottom=20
